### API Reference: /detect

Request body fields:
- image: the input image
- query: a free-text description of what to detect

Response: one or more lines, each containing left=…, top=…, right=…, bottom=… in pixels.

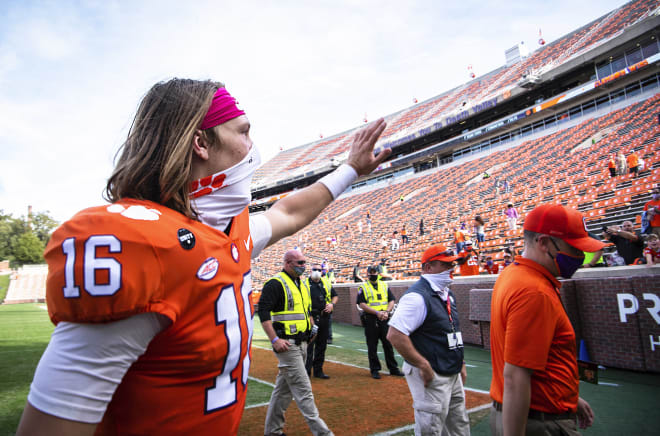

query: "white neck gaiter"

left=190, top=145, right=261, bottom=231
left=422, top=270, right=453, bottom=300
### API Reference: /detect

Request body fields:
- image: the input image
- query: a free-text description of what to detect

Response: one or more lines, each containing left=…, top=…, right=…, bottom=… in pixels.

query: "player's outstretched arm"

left=17, top=402, right=96, bottom=436
left=264, top=119, right=389, bottom=246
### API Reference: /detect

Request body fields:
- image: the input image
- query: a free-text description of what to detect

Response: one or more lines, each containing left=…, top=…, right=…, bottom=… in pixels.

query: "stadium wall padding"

left=333, top=265, right=660, bottom=372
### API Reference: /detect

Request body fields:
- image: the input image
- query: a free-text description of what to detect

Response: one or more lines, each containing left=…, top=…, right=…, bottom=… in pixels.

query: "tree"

left=13, top=232, right=45, bottom=264
left=0, top=209, right=59, bottom=265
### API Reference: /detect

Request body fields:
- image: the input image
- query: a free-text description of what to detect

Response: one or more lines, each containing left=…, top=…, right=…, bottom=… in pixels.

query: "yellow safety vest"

left=271, top=272, right=311, bottom=335
left=360, top=280, right=389, bottom=311
left=306, top=277, right=332, bottom=304
left=378, top=265, right=388, bottom=281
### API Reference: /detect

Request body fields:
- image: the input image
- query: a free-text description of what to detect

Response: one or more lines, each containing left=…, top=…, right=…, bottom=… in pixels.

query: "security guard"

left=258, top=250, right=333, bottom=436
left=305, top=264, right=339, bottom=378
left=357, top=265, right=404, bottom=379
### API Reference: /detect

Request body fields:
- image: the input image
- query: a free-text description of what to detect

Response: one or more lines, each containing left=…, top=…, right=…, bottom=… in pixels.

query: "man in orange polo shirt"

left=489, top=204, right=605, bottom=436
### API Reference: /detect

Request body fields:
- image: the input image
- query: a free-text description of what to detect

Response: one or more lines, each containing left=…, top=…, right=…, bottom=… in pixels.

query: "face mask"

left=548, top=248, right=584, bottom=279
left=653, top=194, right=660, bottom=200
left=422, top=270, right=453, bottom=292
left=310, top=271, right=322, bottom=280
left=191, top=145, right=261, bottom=231
left=486, top=260, right=493, bottom=267
left=293, top=266, right=306, bottom=276
left=504, top=259, right=512, bottom=265
left=368, top=274, right=378, bottom=282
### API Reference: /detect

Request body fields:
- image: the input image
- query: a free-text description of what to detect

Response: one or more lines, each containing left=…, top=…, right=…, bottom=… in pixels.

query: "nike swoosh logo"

left=244, top=234, right=251, bottom=251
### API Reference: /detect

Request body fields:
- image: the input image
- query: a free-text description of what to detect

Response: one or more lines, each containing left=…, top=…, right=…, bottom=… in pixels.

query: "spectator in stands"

left=484, top=255, right=498, bottom=274
left=616, top=151, right=627, bottom=176
left=608, top=154, right=617, bottom=178
left=644, top=187, right=660, bottom=237
left=357, top=266, right=404, bottom=379
left=353, top=261, right=364, bottom=283
left=391, top=231, right=400, bottom=251
left=401, top=224, right=409, bottom=244
left=644, top=234, right=660, bottom=266
left=627, top=150, right=639, bottom=178
left=504, top=203, right=519, bottom=231
left=379, top=234, right=388, bottom=254
left=419, top=218, right=424, bottom=236
left=473, top=215, right=485, bottom=248
left=603, top=220, right=644, bottom=265
left=490, top=204, right=602, bottom=436
left=503, top=178, right=510, bottom=193
left=17, top=80, right=390, bottom=435
left=499, top=253, right=513, bottom=272
left=305, top=263, right=338, bottom=379
left=495, top=179, right=501, bottom=197
left=378, top=258, right=394, bottom=281
left=453, top=226, right=466, bottom=254
left=457, top=241, right=480, bottom=276
left=387, top=244, right=469, bottom=435
left=366, top=210, right=372, bottom=232
left=357, top=220, right=363, bottom=233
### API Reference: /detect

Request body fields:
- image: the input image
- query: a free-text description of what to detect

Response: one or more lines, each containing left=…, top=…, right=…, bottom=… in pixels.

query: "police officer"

left=306, top=264, right=339, bottom=379
left=357, top=265, right=404, bottom=379
left=258, top=250, right=333, bottom=436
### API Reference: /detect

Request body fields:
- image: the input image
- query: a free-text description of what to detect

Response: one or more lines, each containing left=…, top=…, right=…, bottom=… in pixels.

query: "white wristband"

left=318, top=164, right=358, bottom=199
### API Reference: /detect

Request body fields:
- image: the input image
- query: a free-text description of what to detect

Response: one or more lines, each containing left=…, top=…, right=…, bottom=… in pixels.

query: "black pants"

left=306, top=313, right=330, bottom=375
left=362, top=314, right=398, bottom=373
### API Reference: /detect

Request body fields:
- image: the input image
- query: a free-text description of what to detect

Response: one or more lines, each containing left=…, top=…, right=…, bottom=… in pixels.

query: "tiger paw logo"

left=107, top=204, right=161, bottom=221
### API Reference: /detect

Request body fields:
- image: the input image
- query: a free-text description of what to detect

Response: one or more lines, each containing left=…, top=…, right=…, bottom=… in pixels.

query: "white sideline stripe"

left=245, top=401, right=270, bottom=410
left=327, top=344, right=343, bottom=348
left=370, top=424, right=414, bottom=436
left=370, top=403, right=492, bottom=435
left=598, top=382, right=619, bottom=386
left=248, top=376, right=275, bottom=388
left=252, top=343, right=488, bottom=393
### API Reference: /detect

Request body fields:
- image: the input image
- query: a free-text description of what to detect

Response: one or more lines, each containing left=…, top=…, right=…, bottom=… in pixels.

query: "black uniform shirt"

left=308, top=279, right=338, bottom=313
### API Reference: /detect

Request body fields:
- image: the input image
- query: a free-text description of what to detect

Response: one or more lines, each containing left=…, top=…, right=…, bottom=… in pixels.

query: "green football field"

left=1, top=303, right=659, bottom=435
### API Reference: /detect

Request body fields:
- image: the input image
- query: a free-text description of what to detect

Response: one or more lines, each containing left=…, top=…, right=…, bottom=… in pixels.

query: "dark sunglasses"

left=291, top=260, right=306, bottom=265
left=311, top=268, right=321, bottom=272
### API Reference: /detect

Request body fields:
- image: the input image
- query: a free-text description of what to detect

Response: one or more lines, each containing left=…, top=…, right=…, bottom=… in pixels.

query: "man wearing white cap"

left=388, top=244, right=469, bottom=436
left=489, top=204, right=605, bottom=436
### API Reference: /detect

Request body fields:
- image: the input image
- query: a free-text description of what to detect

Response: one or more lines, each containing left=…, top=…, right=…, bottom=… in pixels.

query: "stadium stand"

left=251, top=0, right=659, bottom=188
left=250, top=0, right=660, bottom=288
left=252, top=93, right=660, bottom=287
left=4, top=264, right=47, bottom=304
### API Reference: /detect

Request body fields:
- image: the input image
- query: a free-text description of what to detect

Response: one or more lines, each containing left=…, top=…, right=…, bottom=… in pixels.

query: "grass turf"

left=2, top=304, right=660, bottom=435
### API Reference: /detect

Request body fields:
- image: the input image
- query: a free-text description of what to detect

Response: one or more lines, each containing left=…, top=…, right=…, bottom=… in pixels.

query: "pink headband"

left=199, top=87, right=246, bottom=130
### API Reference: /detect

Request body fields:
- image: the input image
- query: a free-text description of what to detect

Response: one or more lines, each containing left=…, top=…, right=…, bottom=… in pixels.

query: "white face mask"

left=422, top=270, right=453, bottom=297
left=310, top=270, right=322, bottom=280
left=191, top=145, right=261, bottom=231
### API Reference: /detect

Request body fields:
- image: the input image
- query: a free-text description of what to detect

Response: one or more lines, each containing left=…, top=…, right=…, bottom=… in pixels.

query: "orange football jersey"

left=44, top=199, right=254, bottom=435
left=458, top=251, right=480, bottom=276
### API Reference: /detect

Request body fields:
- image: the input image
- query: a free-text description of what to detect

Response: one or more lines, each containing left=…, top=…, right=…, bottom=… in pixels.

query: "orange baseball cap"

left=421, top=244, right=459, bottom=264
left=523, top=203, right=606, bottom=253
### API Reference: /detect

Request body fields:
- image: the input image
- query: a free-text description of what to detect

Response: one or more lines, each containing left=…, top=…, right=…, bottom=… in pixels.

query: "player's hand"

left=346, top=118, right=390, bottom=176
left=272, top=338, right=289, bottom=353
left=577, top=397, right=594, bottom=429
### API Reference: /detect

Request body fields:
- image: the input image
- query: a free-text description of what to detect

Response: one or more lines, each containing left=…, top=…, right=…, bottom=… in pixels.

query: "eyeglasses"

left=311, top=268, right=321, bottom=272
left=290, top=260, right=306, bottom=266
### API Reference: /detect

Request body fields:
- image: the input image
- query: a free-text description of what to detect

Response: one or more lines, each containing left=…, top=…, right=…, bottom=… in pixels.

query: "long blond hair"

left=105, top=78, right=223, bottom=219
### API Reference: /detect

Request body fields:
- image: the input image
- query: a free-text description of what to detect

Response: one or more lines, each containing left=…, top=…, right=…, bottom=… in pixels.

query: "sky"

left=0, top=0, right=628, bottom=222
